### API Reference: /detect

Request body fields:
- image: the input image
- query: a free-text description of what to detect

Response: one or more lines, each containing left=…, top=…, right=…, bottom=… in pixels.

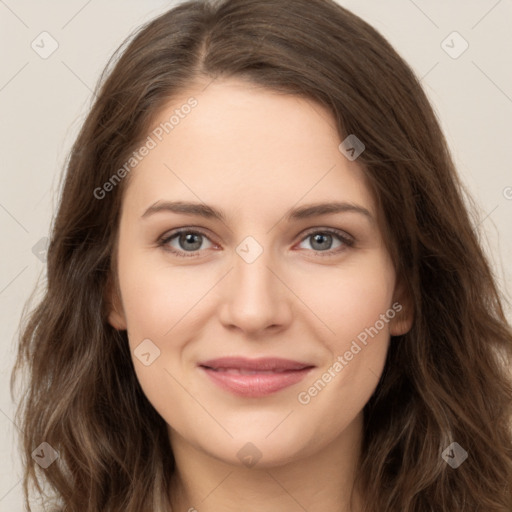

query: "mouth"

left=198, top=357, right=315, bottom=397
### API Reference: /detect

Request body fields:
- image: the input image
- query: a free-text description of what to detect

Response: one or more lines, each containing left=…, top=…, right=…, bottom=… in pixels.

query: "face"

left=108, top=77, right=412, bottom=468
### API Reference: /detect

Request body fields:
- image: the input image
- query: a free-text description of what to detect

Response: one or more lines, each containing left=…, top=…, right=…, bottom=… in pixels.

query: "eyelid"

left=299, top=226, right=354, bottom=243
left=158, top=227, right=218, bottom=258
left=294, top=227, right=354, bottom=256
left=157, top=226, right=354, bottom=257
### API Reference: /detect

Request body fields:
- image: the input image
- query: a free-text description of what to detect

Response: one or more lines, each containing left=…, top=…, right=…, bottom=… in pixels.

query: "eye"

left=158, top=227, right=354, bottom=258
left=296, top=229, right=354, bottom=256
left=158, top=229, right=216, bottom=258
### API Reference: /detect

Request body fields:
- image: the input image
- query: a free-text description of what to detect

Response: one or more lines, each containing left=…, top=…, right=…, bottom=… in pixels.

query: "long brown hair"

left=11, top=0, right=512, bottom=510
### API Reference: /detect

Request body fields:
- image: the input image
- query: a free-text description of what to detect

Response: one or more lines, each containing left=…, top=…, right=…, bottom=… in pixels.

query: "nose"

left=217, top=243, right=293, bottom=337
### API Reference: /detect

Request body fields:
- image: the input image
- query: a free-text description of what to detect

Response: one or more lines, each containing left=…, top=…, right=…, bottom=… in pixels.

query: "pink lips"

left=198, top=357, right=315, bottom=397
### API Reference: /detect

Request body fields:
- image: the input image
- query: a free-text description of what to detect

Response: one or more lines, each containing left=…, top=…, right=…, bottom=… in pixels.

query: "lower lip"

left=200, top=366, right=314, bottom=397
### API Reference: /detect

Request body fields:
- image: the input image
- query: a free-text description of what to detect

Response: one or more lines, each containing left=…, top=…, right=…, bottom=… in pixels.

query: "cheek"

left=117, top=248, right=215, bottom=343
left=297, top=254, right=395, bottom=422
left=294, top=253, right=396, bottom=348
left=292, top=254, right=395, bottom=408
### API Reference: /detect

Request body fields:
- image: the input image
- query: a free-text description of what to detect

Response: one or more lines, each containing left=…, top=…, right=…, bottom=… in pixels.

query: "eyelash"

left=157, top=227, right=355, bottom=258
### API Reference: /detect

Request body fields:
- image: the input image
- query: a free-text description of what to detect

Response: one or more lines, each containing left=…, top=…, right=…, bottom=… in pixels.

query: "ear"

left=105, top=274, right=127, bottom=330
left=389, top=278, right=414, bottom=336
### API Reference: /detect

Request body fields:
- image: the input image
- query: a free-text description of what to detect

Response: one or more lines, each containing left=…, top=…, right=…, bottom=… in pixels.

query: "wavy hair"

left=11, top=0, right=512, bottom=510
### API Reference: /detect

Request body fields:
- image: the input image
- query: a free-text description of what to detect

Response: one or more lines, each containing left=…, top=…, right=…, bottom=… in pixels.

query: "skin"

left=108, top=77, right=413, bottom=512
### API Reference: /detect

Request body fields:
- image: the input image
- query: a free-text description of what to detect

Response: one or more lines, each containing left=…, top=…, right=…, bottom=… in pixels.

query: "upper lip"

left=198, top=357, right=314, bottom=372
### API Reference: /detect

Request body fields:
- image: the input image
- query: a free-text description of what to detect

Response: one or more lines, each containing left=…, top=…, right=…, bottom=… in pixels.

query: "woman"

left=11, top=0, right=512, bottom=510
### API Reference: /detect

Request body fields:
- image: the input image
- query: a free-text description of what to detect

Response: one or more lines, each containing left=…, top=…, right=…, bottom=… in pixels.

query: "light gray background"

left=1, top=0, right=511, bottom=509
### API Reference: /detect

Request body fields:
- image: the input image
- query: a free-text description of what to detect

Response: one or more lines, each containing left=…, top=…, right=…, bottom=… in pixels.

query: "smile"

left=198, top=357, right=315, bottom=397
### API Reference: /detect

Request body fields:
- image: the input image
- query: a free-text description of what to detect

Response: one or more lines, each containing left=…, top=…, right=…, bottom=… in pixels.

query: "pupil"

left=312, top=233, right=331, bottom=251
left=181, top=233, right=201, bottom=251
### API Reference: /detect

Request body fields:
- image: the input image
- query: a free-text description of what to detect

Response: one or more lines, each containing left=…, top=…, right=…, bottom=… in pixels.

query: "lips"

left=198, top=357, right=315, bottom=397
left=199, top=356, right=314, bottom=372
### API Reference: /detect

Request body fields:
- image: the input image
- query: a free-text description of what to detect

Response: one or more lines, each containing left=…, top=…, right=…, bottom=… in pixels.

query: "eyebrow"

left=141, top=200, right=373, bottom=223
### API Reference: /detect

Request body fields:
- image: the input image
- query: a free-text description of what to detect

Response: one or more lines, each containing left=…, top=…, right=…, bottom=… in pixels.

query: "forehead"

left=122, top=78, right=376, bottom=221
